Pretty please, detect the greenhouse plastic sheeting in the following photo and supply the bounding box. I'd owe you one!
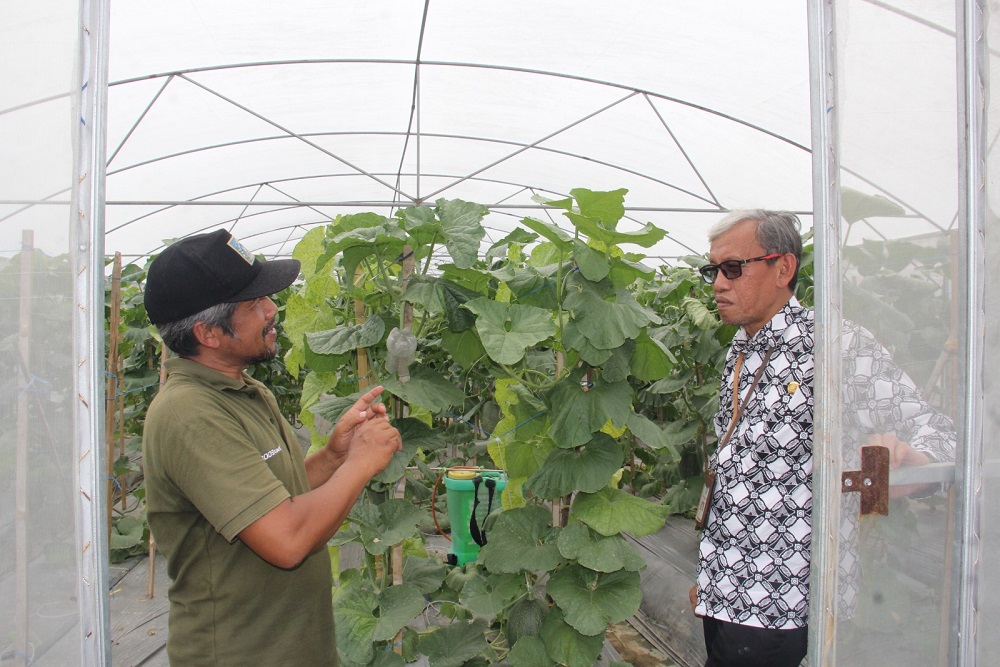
[100,0,819,264]
[2,0,998,665]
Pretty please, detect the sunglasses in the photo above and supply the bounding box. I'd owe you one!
[698,253,782,284]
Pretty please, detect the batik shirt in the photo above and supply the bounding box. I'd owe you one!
[694,298,956,629]
[695,297,814,629]
[835,320,955,615]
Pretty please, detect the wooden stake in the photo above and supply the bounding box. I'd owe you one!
[147,343,169,598]
[353,266,370,392]
[391,247,414,656]
[15,230,33,667]
[106,254,122,536]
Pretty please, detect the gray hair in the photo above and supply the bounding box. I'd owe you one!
[157,301,241,356]
[708,209,803,291]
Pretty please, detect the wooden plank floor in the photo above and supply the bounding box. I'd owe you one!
[109,552,170,667]
[107,544,633,666]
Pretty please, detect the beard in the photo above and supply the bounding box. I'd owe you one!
[243,346,278,366]
[238,318,280,366]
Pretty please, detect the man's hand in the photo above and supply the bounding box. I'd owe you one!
[867,433,933,498]
[327,386,389,461]
[689,585,702,617]
[343,415,403,479]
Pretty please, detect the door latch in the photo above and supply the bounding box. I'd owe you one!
[841,445,889,516]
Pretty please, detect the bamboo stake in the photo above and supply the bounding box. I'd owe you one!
[392,247,415,656]
[106,254,122,536]
[147,342,169,598]
[354,266,370,393]
[118,348,126,511]
[15,230,33,667]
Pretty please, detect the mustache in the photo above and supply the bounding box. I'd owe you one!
[262,318,278,338]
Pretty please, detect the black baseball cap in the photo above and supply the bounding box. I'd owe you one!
[144,230,301,325]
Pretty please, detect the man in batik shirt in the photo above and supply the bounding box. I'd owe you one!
[688,210,954,667]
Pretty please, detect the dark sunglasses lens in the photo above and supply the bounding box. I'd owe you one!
[699,266,717,283]
[718,260,744,280]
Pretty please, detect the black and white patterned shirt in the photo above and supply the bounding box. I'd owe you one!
[696,298,814,629]
[694,297,955,629]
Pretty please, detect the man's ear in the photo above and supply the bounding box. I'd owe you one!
[775,253,797,289]
[192,321,222,350]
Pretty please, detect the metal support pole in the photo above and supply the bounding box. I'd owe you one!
[806,0,844,663]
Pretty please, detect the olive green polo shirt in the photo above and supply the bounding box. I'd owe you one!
[143,357,336,666]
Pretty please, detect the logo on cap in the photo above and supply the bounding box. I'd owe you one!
[226,234,255,265]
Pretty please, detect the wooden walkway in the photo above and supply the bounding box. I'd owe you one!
[106,542,662,666]
[109,552,170,667]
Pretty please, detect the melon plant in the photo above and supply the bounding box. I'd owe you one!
[285,189,678,665]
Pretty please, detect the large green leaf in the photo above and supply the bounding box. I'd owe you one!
[647,369,694,394]
[556,522,646,573]
[110,516,145,550]
[417,619,490,667]
[372,584,427,642]
[323,215,408,280]
[545,374,633,448]
[404,277,479,332]
[573,239,611,282]
[520,216,574,250]
[539,606,605,667]
[463,298,556,365]
[607,254,657,288]
[354,499,425,555]
[564,274,660,349]
[507,636,556,666]
[841,186,906,224]
[395,202,439,243]
[495,265,559,309]
[440,329,487,371]
[491,379,548,444]
[526,433,624,499]
[629,329,675,381]
[459,572,525,619]
[683,296,719,330]
[562,319,615,366]
[625,412,680,456]
[646,418,700,451]
[306,316,385,356]
[381,366,467,413]
[566,213,667,250]
[291,225,328,279]
[283,292,340,348]
[571,488,670,537]
[570,188,628,226]
[503,434,558,480]
[487,227,540,260]
[547,564,642,636]
[438,198,489,269]
[439,264,492,294]
[372,417,441,484]
[310,392,368,426]
[334,582,379,664]
[403,554,450,595]
[478,505,562,574]
[300,370,338,414]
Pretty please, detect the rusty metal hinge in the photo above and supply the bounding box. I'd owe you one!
[841,445,889,516]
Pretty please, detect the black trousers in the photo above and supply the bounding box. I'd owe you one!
[702,616,808,667]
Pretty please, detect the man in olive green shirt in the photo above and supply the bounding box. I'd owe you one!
[142,230,402,665]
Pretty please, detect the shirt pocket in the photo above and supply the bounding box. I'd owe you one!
[750,381,809,462]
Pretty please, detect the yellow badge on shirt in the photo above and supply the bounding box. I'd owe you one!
[787,381,799,395]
